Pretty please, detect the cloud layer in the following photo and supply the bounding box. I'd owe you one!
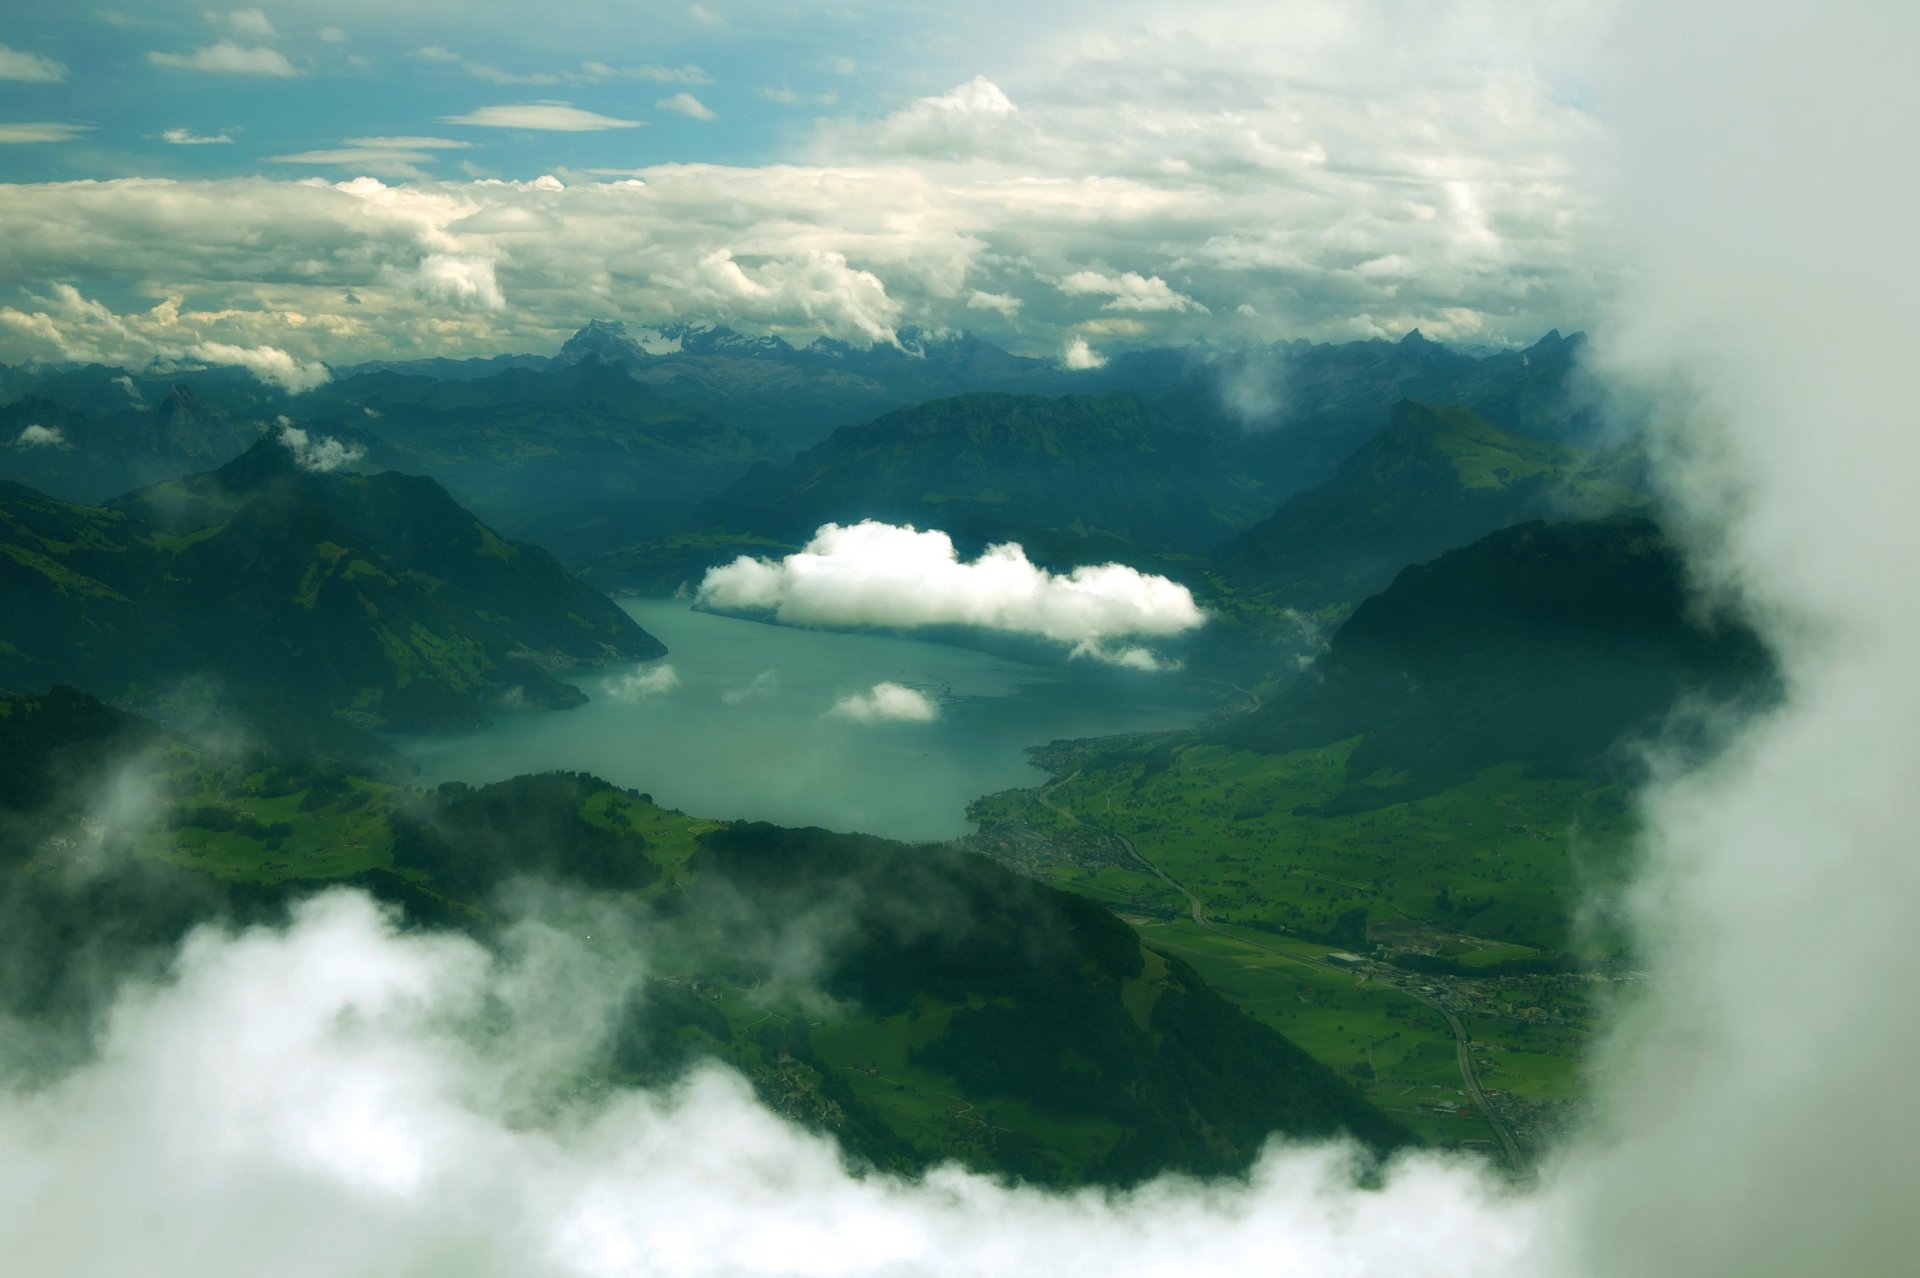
[696,521,1206,667]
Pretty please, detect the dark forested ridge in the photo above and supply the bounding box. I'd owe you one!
[0,433,661,731]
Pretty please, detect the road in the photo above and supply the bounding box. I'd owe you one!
[1036,773,1528,1173]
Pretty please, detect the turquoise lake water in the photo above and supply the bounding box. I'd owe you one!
[396,598,1209,842]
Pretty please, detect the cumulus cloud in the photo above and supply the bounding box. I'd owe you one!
[14,424,64,449]
[147,42,301,77]
[1061,334,1106,370]
[0,44,66,82]
[697,521,1205,667]
[1058,270,1207,314]
[657,92,717,121]
[604,663,681,701]
[191,343,331,393]
[276,425,363,473]
[0,891,1542,1277]
[828,681,939,722]
[440,104,643,132]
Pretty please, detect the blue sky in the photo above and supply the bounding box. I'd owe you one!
[0,2,1613,374]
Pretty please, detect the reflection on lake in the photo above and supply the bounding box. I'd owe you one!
[395,599,1209,842]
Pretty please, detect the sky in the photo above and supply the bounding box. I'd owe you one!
[0,1,1609,368]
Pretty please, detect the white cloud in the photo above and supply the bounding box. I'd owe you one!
[604,663,681,701]
[1058,270,1207,314]
[0,123,92,144]
[1061,334,1106,370]
[147,42,301,77]
[688,3,725,25]
[14,423,64,449]
[394,253,506,310]
[585,61,711,84]
[344,136,473,151]
[0,43,67,82]
[966,290,1022,317]
[657,92,717,122]
[0,891,1535,1277]
[720,670,780,706]
[192,343,331,393]
[828,681,939,722]
[439,104,644,132]
[319,26,348,44]
[161,128,234,145]
[271,148,443,180]
[217,8,277,39]
[697,520,1205,666]
[276,424,363,472]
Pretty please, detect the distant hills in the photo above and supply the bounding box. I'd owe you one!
[0,432,661,733]
[0,322,1614,570]
[695,389,1275,562]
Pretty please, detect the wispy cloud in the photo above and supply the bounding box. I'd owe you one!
[440,103,644,132]
[147,42,301,77]
[0,43,67,82]
[0,123,93,144]
[160,128,234,145]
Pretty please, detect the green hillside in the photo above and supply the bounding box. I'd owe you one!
[0,688,1409,1186]
[1211,400,1643,614]
[0,434,662,731]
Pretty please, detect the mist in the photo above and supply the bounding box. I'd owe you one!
[3,3,1915,1274]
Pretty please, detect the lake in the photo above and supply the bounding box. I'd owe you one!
[396,599,1210,842]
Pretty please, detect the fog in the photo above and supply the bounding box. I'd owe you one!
[4,3,1915,1274]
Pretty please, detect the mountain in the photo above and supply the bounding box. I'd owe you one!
[0,433,662,731]
[294,356,778,560]
[1212,400,1644,615]
[1224,516,1776,801]
[0,695,1410,1186]
[1118,329,1617,500]
[554,319,1085,443]
[694,390,1275,563]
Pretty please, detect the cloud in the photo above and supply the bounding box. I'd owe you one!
[0,891,1537,1276]
[604,663,681,701]
[657,92,717,122]
[14,424,64,449]
[276,425,362,472]
[147,42,301,77]
[190,343,331,393]
[966,290,1022,317]
[1058,270,1206,314]
[0,123,92,144]
[697,520,1205,666]
[161,128,234,145]
[586,61,711,84]
[1061,334,1105,370]
[439,104,643,132]
[344,137,473,151]
[688,3,725,25]
[0,44,66,82]
[216,8,277,39]
[720,670,780,706]
[271,148,442,180]
[828,681,939,722]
